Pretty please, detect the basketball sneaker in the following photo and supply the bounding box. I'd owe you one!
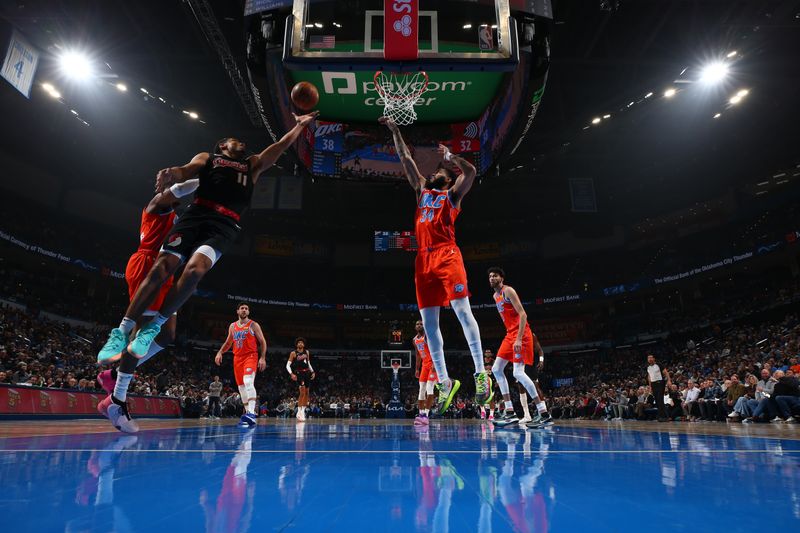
[519,415,533,426]
[474,372,490,405]
[238,413,257,428]
[127,322,161,358]
[492,409,519,428]
[106,396,139,434]
[526,413,554,429]
[97,328,129,364]
[488,413,495,421]
[480,407,486,420]
[414,414,430,426]
[435,379,461,415]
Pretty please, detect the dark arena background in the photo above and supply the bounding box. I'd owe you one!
[0,1,799,531]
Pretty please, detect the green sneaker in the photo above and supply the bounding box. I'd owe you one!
[97,328,129,364]
[436,379,461,415]
[474,372,490,405]
[127,322,161,358]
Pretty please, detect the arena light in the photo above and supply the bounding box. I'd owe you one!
[333,22,342,28]
[183,110,199,119]
[58,51,94,81]
[591,117,601,124]
[713,113,721,118]
[726,50,737,58]
[313,22,323,28]
[736,89,749,97]
[463,24,472,29]
[644,92,653,98]
[140,87,149,94]
[41,82,55,92]
[699,61,728,84]
[603,114,611,119]
[115,82,127,92]
[663,88,676,98]
[729,94,742,105]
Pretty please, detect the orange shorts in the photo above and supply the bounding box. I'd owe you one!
[414,245,470,309]
[233,353,258,386]
[419,358,438,383]
[497,330,534,366]
[125,251,173,314]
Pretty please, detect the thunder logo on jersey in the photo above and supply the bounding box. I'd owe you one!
[418,191,447,223]
[233,329,250,349]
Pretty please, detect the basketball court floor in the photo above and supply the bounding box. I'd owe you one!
[1,419,798,531]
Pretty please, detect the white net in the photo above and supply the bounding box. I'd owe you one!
[373,71,429,126]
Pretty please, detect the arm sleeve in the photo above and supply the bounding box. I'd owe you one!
[169,178,200,198]
[308,361,315,372]
[286,360,293,374]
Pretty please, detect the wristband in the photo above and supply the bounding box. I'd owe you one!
[443,150,452,162]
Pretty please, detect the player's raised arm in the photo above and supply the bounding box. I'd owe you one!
[440,144,477,206]
[214,324,234,366]
[379,116,426,193]
[250,111,318,178]
[145,178,200,215]
[155,153,209,192]
[252,321,268,371]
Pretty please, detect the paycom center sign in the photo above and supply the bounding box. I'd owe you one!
[289,71,503,123]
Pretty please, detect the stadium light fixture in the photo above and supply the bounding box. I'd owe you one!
[736,89,749,97]
[116,82,127,92]
[183,110,199,119]
[664,88,676,98]
[713,113,721,119]
[140,87,149,94]
[729,95,742,105]
[591,117,601,124]
[463,24,472,29]
[313,22,323,28]
[333,22,342,28]
[644,92,653,98]
[726,50,737,58]
[58,51,94,81]
[603,114,611,119]
[41,82,54,92]
[699,61,729,84]
[47,88,61,98]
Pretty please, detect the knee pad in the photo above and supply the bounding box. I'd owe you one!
[418,381,428,401]
[426,380,436,396]
[242,374,257,400]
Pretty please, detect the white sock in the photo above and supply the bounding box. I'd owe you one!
[152,313,169,327]
[113,372,134,402]
[420,307,449,383]
[536,401,547,414]
[119,317,136,335]
[247,399,256,415]
[421,409,428,416]
[480,406,486,415]
[504,400,514,411]
[137,341,164,366]
[450,297,484,373]
[489,408,495,416]
[521,393,531,418]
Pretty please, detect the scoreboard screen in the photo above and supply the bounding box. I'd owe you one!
[374,231,418,252]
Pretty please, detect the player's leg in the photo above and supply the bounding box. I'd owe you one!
[514,362,552,428]
[491,353,519,427]
[420,305,461,414]
[97,253,181,363]
[128,248,217,359]
[415,381,429,425]
[518,382,532,424]
[237,362,258,427]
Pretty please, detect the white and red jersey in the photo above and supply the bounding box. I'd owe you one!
[136,209,175,255]
[231,319,258,358]
[494,287,532,338]
[413,334,432,362]
[415,189,460,250]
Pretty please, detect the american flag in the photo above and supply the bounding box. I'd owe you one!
[309,35,336,49]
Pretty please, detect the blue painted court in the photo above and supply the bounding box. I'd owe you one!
[1,420,799,532]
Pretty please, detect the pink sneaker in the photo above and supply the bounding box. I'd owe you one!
[414,415,429,426]
[488,414,495,421]
[97,394,113,418]
[480,410,486,420]
[97,370,116,394]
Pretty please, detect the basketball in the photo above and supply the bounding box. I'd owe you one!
[291,81,319,111]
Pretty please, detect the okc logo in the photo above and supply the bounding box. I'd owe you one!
[393,15,412,37]
[455,284,465,293]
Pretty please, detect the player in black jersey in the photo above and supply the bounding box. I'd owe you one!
[286,338,315,421]
[95,111,317,433]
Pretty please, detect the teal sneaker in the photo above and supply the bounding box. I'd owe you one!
[436,379,461,415]
[127,322,161,358]
[474,372,490,405]
[97,328,129,364]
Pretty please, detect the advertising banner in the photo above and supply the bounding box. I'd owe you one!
[0,385,180,417]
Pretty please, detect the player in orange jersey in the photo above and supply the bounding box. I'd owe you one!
[215,303,268,427]
[413,319,438,426]
[96,178,199,431]
[380,116,490,415]
[487,267,552,429]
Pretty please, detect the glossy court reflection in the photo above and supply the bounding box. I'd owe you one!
[1,420,799,532]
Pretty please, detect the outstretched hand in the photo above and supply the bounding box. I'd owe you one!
[293,111,319,128]
[378,116,399,132]
[155,168,176,193]
[437,144,452,161]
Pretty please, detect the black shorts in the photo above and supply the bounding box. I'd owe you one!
[160,205,240,262]
[296,370,313,387]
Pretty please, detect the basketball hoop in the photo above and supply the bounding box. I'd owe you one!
[374,71,429,126]
[391,360,401,376]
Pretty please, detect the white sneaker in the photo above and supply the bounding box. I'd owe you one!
[519,416,533,425]
[785,417,798,424]
[727,412,740,419]
[771,417,784,423]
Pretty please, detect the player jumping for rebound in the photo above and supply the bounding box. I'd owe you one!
[487,267,552,428]
[215,303,267,428]
[286,338,315,421]
[95,111,317,433]
[413,319,438,426]
[96,177,199,423]
[380,116,490,414]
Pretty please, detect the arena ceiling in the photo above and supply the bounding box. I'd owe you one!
[0,0,798,236]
